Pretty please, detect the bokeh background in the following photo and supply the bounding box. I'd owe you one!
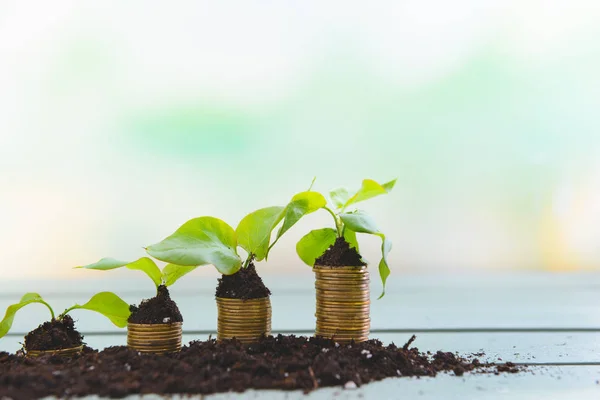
[2,0,600,283]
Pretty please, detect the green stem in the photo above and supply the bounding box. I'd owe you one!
[324,206,343,237]
[41,301,56,321]
[58,305,78,320]
[243,254,254,269]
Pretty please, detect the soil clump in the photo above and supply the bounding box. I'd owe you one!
[216,262,271,300]
[22,315,83,352]
[128,285,183,324]
[315,237,366,267]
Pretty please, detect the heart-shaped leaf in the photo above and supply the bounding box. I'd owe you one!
[340,211,392,298]
[266,191,327,258]
[296,228,338,266]
[0,293,54,338]
[147,216,241,275]
[343,178,396,209]
[340,210,380,234]
[162,264,198,287]
[330,187,351,209]
[67,292,131,328]
[77,257,163,288]
[236,206,285,262]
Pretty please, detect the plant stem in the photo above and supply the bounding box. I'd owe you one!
[324,206,343,237]
[243,254,254,269]
[40,300,56,321]
[58,305,78,320]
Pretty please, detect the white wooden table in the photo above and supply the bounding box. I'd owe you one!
[2,271,600,399]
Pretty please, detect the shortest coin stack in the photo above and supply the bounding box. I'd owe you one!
[127,322,182,354]
[314,265,370,343]
[216,297,272,344]
[26,345,84,357]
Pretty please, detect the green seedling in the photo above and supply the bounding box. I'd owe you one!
[76,256,200,291]
[145,187,327,275]
[0,292,131,339]
[295,178,396,298]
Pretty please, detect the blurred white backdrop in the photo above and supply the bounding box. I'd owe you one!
[1,0,600,279]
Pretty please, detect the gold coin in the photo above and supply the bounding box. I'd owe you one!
[128,323,182,331]
[26,345,83,357]
[316,306,369,312]
[314,265,368,271]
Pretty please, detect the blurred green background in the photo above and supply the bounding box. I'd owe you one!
[1,0,600,279]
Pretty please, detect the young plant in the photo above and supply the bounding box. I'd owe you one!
[76,257,202,291]
[0,292,131,339]
[295,178,396,298]
[145,187,327,276]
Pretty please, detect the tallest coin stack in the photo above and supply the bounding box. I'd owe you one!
[313,265,370,343]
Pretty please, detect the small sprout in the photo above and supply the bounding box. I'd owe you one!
[0,292,130,339]
[295,178,396,298]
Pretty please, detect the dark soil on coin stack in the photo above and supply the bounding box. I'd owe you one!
[216,262,271,300]
[128,285,183,324]
[315,237,367,267]
[0,335,522,399]
[23,315,83,352]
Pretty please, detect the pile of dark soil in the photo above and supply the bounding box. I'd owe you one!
[0,335,521,399]
[315,237,366,267]
[23,315,83,351]
[216,262,271,300]
[128,285,183,324]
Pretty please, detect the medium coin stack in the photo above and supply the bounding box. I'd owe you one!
[127,322,182,354]
[26,345,83,357]
[216,297,272,344]
[314,265,370,343]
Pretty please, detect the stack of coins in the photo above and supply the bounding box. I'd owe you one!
[314,265,370,343]
[26,345,83,357]
[127,322,182,354]
[216,297,271,344]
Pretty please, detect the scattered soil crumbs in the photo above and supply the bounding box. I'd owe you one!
[315,237,366,267]
[216,262,271,300]
[23,315,83,352]
[128,285,183,324]
[0,335,522,399]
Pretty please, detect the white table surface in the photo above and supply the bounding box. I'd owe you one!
[1,271,599,399]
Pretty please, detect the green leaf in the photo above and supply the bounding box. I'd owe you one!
[77,257,163,287]
[340,211,392,298]
[236,206,285,262]
[377,236,392,299]
[268,191,327,258]
[125,258,163,287]
[0,293,54,338]
[296,228,337,266]
[162,264,198,287]
[68,292,131,328]
[343,227,359,252]
[343,178,396,209]
[76,257,131,270]
[147,216,241,275]
[340,210,380,234]
[330,187,351,209]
